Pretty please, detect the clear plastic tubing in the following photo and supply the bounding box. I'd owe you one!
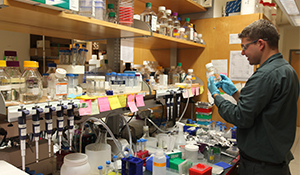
[79,116,133,158]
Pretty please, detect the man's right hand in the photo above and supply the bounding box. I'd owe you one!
[216,74,238,96]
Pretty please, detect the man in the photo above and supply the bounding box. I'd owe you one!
[207,19,299,175]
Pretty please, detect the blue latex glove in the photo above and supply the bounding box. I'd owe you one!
[216,74,238,96]
[207,76,220,96]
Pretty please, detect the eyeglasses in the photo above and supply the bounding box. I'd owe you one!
[242,39,258,51]
[241,38,269,51]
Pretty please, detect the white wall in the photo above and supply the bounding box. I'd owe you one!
[278,25,300,62]
[0,30,30,72]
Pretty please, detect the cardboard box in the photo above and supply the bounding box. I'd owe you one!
[36,40,50,48]
[50,47,69,56]
[30,48,51,57]
[226,0,241,16]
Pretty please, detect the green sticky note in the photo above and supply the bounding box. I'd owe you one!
[91,99,100,115]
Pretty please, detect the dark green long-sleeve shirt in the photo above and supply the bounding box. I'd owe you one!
[214,53,299,164]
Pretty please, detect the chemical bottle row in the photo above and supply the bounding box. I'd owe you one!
[58,44,88,65]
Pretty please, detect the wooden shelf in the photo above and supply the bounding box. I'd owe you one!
[134,0,206,15]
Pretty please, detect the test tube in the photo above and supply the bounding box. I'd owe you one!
[212,120,215,130]
[105,160,111,175]
[141,139,145,152]
[136,139,141,152]
[113,155,118,174]
[111,72,117,81]
[98,165,103,175]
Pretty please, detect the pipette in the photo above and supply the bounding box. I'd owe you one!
[113,155,118,174]
[105,160,111,175]
[31,104,43,163]
[165,95,170,123]
[44,100,56,157]
[56,99,67,154]
[18,104,29,171]
[169,92,174,123]
[67,100,78,151]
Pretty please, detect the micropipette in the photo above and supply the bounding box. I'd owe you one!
[32,104,43,163]
[56,99,67,154]
[165,95,170,123]
[18,104,29,171]
[44,100,56,157]
[67,100,78,151]
[169,92,174,122]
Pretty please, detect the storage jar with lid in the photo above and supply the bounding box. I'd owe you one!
[6,61,23,102]
[60,153,90,175]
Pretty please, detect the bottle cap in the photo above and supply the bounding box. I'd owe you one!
[66,73,75,77]
[24,61,38,68]
[188,69,193,73]
[171,12,178,16]
[98,165,103,170]
[4,51,17,57]
[111,72,117,75]
[158,6,166,11]
[198,33,202,38]
[43,73,49,76]
[177,62,182,66]
[205,63,213,69]
[55,68,67,78]
[156,149,164,156]
[6,61,19,67]
[106,160,111,164]
[185,144,198,152]
[108,3,114,9]
[113,155,117,159]
[106,72,111,76]
[48,63,57,67]
[185,18,190,22]
[146,2,152,7]
[179,27,185,32]
[0,60,7,67]
[165,9,172,15]
[109,12,115,17]
[137,139,140,143]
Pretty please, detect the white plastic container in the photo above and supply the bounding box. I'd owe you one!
[60,153,90,175]
[241,0,256,15]
[85,143,111,175]
[185,145,198,161]
[153,149,166,175]
[89,55,100,71]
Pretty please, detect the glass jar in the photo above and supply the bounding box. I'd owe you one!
[4,51,17,61]
[0,60,11,102]
[20,61,42,103]
[48,68,68,100]
[128,74,135,87]
[95,76,105,94]
[6,61,23,102]
[110,72,117,81]
[86,76,95,96]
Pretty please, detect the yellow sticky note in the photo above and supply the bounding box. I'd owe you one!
[108,96,122,110]
[200,86,204,94]
[188,89,194,97]
[118,94,127,107]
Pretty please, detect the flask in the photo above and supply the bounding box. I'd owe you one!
[205,63,221,83]
[182,18,194,41]
[140,2,157,32]
[171,12,181,38]
[0,60,11,101]
[119,0,134,27]
[48,68,68,100]
[165,9,173,37]
[108,12,118,23]
[20,61,42,103]
[153,149,166,175]
[157,6,168,35]
[176,63,186,83]
[6,61,23,102]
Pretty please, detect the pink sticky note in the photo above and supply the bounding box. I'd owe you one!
[127,94,135,107]
[128,101,138,113]
[183,89,189,98]
[191,87,196,95]
[97,97,111,112]
[79,100,92,116]
[136,94,145,107]
[196,87,200,95]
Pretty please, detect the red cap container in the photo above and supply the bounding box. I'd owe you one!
[189,163,212,175]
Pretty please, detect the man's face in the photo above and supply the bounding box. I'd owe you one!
[241,38,261,65]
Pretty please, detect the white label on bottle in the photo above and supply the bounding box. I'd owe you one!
[35,126,40,133]
[151,16,157,31]
[48,123,53,130]
[44,108,49,113]
[56,83,67,96]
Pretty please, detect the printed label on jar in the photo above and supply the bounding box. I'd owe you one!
[56,83,67,96]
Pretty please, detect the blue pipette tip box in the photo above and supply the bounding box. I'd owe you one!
[214,161,232,169]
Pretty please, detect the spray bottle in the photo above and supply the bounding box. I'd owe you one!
[175,121,186,150]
